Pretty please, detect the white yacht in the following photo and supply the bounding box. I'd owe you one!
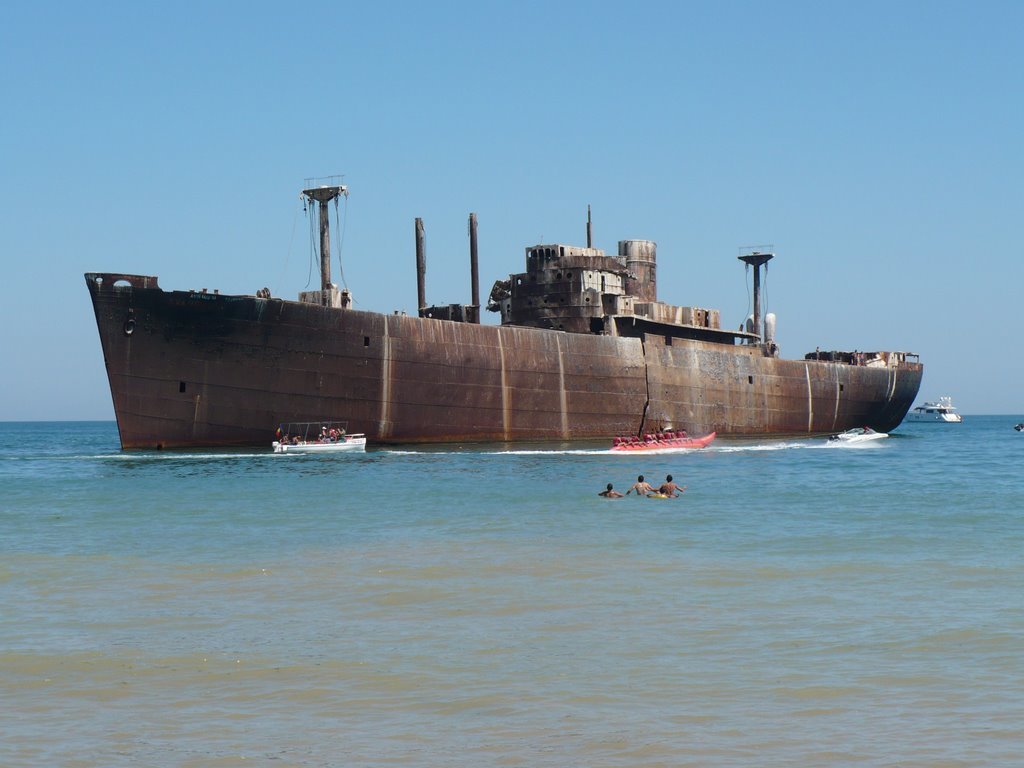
[905,396,963,423]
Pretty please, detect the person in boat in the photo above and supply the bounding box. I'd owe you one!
[598,483,624,498]
[626,475,656,496]
[655,474,686,498]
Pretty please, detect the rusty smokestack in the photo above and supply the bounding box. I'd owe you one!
[586,205,592,248]
[469,212,480,322]
[620,240,658,302]
[415,217,427,315]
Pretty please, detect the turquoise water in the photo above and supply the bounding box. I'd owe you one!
[2,419,1022,766]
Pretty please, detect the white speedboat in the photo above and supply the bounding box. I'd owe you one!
[905,396,963,423]
[828,427,889,444]
[272,421,367,453]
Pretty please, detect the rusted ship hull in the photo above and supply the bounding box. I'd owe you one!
[86,274,922,449]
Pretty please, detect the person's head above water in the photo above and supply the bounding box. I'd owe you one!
[606,483,614,491]
[637,475,644,482]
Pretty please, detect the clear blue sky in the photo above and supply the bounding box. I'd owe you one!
[2,1,1022,420]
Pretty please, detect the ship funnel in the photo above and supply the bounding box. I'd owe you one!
[620,240,657,302]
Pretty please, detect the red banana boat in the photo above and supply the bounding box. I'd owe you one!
[611,431,716,451]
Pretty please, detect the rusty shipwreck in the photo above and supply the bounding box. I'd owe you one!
[86,183,922,449]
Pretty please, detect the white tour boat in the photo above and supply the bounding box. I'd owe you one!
[828,427,889,444]
[905,396,963,423]
[272,421,367,453]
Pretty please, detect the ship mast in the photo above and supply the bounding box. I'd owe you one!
[302,183,348,293]
[738,251,773,340]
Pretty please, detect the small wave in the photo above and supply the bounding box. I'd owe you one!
[383,446,749,457]
[380,441,822,457]
[97,452,274,461]
[712,442,811,453]
[824,440,890,450]
[605,447,719,456]
[380,448,609,456]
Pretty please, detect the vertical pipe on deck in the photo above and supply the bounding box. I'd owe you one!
[415,218,426,316]
[318,199,332,292]
[469,212,480,323]
[752,265,762,339]
[738,252,773,342]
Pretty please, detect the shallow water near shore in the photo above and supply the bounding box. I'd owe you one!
[2,417,1023,766]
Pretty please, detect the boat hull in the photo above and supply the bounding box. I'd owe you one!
[906,413,962,423]
[272,436,366,453]
[86,274,923,449]
[611,432,717,451]
[828,429,888,444]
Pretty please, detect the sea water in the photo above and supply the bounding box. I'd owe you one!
[2,418,1022,767]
